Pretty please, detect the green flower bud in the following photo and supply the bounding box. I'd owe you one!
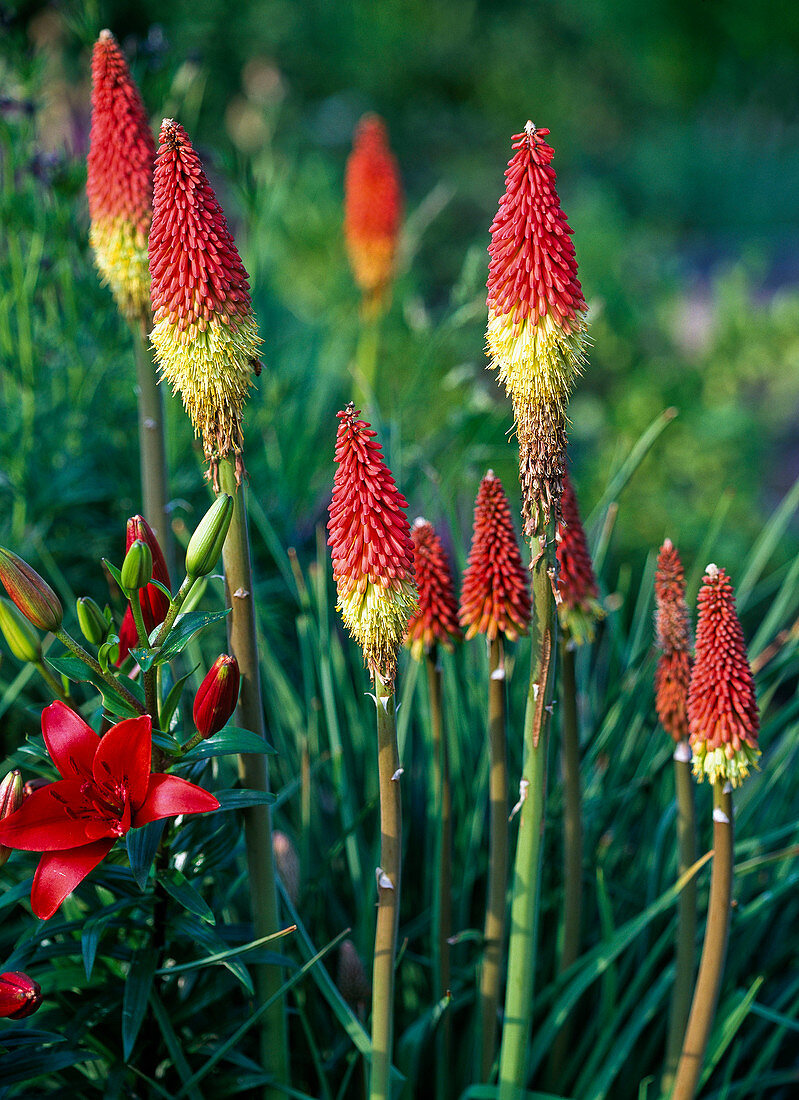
[185,495,234,578]
[76,597,108,645]
[120,539,153,595]
[0,548,63,633]
[0,597,42,663]
[0,769,24,869]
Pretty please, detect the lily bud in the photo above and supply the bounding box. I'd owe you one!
[0,770,24,869]
[0,548,63,632]
[76,597,108,645]
[23,776,49,800]
[0,597,42,663]
[120,539,153,595]
[193,655,240,739]
[185,495,234,579]
[0,971,43,1019]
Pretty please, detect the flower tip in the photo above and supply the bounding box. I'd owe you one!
[706,562,719,577]
[662,537,673,551]
[98,27,113,40]
[413,516,428,529]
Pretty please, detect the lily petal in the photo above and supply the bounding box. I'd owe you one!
[0,780,108,851]
[31,839,116,919]
[92,715,152,811]
[133,774,219,826]
[41,701,99,780]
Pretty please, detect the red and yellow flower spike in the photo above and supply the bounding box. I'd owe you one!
[487,123,588,534]
[87,30,156,322]
[688,564,760,786]
[556,470,603,644]
[459,471,531,642]
[344,114,403,315]
[149,119,262,487]
[654,539,693,742]
[406,518,462,661]
[327,404,418,684]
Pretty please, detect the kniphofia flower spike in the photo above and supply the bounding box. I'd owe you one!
[487,124,588,534]
[0,702,219,919]
[406,519,462,661]
[556,470,603,645]
[87,30,156,322]
[149,119,262,487]
[459,471,531,642]
[654,539,693,742]
[688,565,760,786]
[327,404,418,684]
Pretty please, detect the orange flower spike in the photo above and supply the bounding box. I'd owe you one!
[149,119,262,486]
[459,471,531,642]
[654,539,693,743]
[87,30,156,322]
[344,114,403,314]
[556,470,603,645]
[327,404,418,684]
[406,519,462,661]
[688,565,760,787]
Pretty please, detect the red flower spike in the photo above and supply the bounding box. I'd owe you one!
[87,30,156,321]
[344,114,403,314]
[459,471,531,642]
[688,565,760,786]
[556,470,603,645]
[115,515,171,665]
[0,972,42,1019]
[0,701,219,919]
[149,119,261,486]
[193,655,240,739]
[327,404,418,684]
[405,519,462,661]
[654,539,693,743]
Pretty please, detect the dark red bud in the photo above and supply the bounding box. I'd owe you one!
[193,655,240,739]
[0,971,43,1019]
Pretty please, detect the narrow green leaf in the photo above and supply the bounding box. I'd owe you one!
[149,579,172,600]
[180,727,276,762]
[160,664,200,732]
[160,868,215,924]
[102,558,125,590]
[700,977,765,1087]
[127,820,166,890]
[155,610,231,664]
[122,945,158,1061]
[154,927,295,976]
[215,789,276,810]
[129,646,156,672]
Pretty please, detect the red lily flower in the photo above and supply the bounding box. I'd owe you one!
[0,702,219,919]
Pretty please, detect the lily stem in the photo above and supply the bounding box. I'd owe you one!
[55,627,146,715]
[34,659,70,702]
[129,590,158,722]
[153,574,196,648]
[132,318,174,578]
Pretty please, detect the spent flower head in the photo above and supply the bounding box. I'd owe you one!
[405,519,462,661]
[654,539,693,742]
[556,470,603,644]
[459,471,531,642]
[327,404,417,684]
[688,564,760,786]
[87,30,156,321]
[149,119,262,487]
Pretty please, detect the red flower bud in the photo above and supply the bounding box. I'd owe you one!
[0,971,42,1019]
[193,655,240,739]
[406,519,462,660]
[23,777,49,800]
[556,470,603,645]
[654,539,693,743]
[0,548,63,632]
[0,770,23,869]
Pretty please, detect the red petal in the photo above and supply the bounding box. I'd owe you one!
[133,774,219,826]
[0,781,101,851]
[31,840,115,919]
[41,701,99,780]
[93,716,152,811]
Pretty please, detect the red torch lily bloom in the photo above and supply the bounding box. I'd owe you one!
[556,470,603,645]
[0,702,219,919]
[654,539,693,743]
[0,972,42,1019]
[116,514,171,665]
[405,518,462,661]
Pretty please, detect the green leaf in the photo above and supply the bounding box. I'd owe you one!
[215,789,276,811]
[160,664,200,732]
[180,727,276,762]
[152,729,182,756]
[127,820,166,890]
[44,652,145,718]
[98,636,118,673]
[45,654,94,682]
[103,558,125,591]
[129,646,156,672]
[149,579,172,600]
[160,868,215,924]
[122,945,158,1061]
[154,610,231,665]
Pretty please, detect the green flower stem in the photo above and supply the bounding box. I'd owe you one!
[426,647,452,1098]
[662,742,698,1095]
[671,782,733,1100]
[34,659,70,702]
[354,310,381,406]
[217,455,288,1095]
[152,574,196,648]
[497,526,558,1100]
[548,640,583,1083]
[132,319,174,577]
[54,627,146,715]
[181,730,204,755]
[129,590,158,721]
[371,671,402,1100]
[479,635,509,1081]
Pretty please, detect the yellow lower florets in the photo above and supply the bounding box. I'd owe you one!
[90,217,151,322]
[691,741,761,788]
[338,578,418,684]
[486,308,588,416]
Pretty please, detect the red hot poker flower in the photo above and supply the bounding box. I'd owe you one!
[654,539,693,742]
[87,30,156,321]
[0,702,219,919]
[556,470,603,645]
[344,114,403,314]
[0,972,42,1019]
[116,515,171,664]
[688,565,760,786]
[459,471,531,642]
[405,519,462,661]
[327,404,418,683]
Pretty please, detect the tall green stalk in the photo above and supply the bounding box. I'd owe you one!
[353,311,381,406]
[371,671,402,1100]
[218,456,289,1095]
[132,319,174,575]
[671,782,733,1100]
[497,526,558,1099]
[479,636,508,1081]
[426,647,452,1098]
[662,741,698,1094]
